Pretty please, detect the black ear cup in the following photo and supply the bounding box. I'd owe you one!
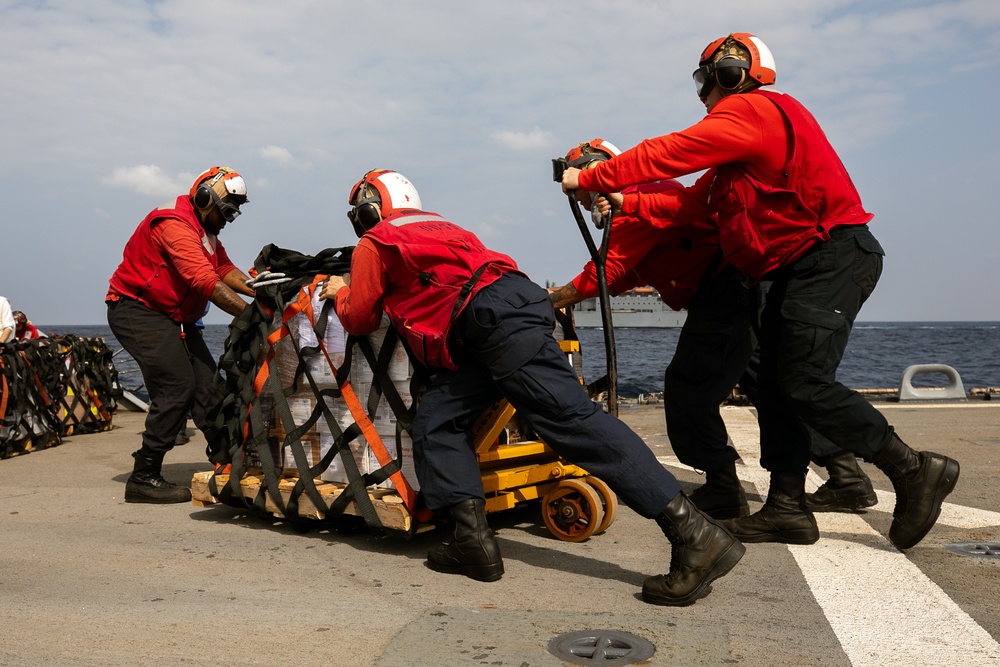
[715,58,747,90]
[348,178,382,236]
[194,184,213,209]
[355,202,381,230]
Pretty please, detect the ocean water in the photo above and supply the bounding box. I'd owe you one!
[45,321,1000,399]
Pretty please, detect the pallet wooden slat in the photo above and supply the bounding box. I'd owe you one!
[190,471,413,531]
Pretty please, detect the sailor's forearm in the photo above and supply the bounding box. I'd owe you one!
[549,283,583,310]
[209,281,249,317]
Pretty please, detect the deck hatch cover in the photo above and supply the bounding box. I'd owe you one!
[945,542,1000,558]
[547,629,655,665]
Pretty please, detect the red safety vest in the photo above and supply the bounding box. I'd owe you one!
[625,180,721,311]
[108,195,222,323]
[15,323,40,340]
[364,211,522,370]
[710,89,873,281]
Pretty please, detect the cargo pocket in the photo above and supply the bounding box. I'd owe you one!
[719,206,769,279]
[401,322,450,370]
[779,300,848,377]
[852,232,884,300]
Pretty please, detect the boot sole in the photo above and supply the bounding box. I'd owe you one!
[124,492,192,504]
[641,539,747,607]
[426,560,504,582]
[805,493,878,513]
[890,457,960,550]
[731,527,819,545]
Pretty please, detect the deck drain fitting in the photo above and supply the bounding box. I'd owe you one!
[945,542,1000,558]
[547,629,656,665]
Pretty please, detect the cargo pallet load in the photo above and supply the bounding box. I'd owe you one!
[191,245,617,542]
[1,335,118,459]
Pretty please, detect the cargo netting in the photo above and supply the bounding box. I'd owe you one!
[203,244,433,534]
[0,334,119,458]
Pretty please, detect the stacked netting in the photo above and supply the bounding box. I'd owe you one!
[0,335,118,458]
[202,245,431,534]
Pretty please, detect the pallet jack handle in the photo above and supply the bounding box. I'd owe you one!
[553,158,619,417]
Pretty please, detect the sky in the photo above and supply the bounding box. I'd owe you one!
[2,0,998,325]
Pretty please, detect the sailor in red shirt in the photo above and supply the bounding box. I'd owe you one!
[549,139,755,520]
[12,311,42,340]
[561,34,958,551]
[321,169,745,606]
[106,166,257,504]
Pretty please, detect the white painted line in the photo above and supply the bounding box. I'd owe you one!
[655,455,1000,529]
[788,515,1000,666]
[865,490,1000,529]
[660,406,1000,666]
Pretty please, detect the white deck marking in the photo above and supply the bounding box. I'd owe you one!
[658,407,1000,666]
[655,454,1000,529]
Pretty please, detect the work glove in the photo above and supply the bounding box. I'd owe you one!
[245,271,292,289]
[591,194,614,229]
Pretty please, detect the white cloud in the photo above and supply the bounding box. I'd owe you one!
[2,1,1000,324]
[492,127,553,151]
[260,145,295,166]
[101,165,187,198]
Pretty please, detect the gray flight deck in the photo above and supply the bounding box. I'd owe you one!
[1,401,997,666]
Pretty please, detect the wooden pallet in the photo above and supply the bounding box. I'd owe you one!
[190,471,416,531]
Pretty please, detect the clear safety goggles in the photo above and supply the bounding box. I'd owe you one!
[207,186,243,222]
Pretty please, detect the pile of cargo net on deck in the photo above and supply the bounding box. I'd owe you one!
[200,245,434,533]
[0,335,119,458]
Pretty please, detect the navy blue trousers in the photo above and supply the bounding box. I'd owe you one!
[411,274,680,517]
[107,298,216,458]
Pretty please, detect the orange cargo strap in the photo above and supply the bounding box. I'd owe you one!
[254,276,420,515]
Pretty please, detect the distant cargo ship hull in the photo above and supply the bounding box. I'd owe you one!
[571,289,686,328]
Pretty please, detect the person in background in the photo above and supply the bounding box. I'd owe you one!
[560,33,958,550]
[13,310,43,340]
[548,138,757,520]
[106,166,256,504]
[320,168,745,606]
[0,296,14,343]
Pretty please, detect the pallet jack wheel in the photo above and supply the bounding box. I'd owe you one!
[541,478,605,542]
[584,476,618,535]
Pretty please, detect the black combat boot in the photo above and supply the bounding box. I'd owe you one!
[642,492,746,606]
[124,450,192,504]
[720,471,819,544]
[689,461,749,520]
[805,451,878,512]
[871,434,960,550]
[427,498,504,582]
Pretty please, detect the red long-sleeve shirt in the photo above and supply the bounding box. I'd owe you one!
[155,220,239,298]
[106,219,238,303]
[578,93,790,225]
[333,238,386,335]
[568,180,721,310]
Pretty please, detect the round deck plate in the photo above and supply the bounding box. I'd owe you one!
[945,542,1000,558]
[547,629,655,665]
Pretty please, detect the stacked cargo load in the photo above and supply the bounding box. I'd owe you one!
[197,244,430,534]
[195,243,619,542]
[0,334,118,458]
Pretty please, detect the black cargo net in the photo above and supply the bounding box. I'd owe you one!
[202,244,432,535]
[0,334,118,459]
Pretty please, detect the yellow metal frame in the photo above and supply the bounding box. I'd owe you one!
[471,339,591,516]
